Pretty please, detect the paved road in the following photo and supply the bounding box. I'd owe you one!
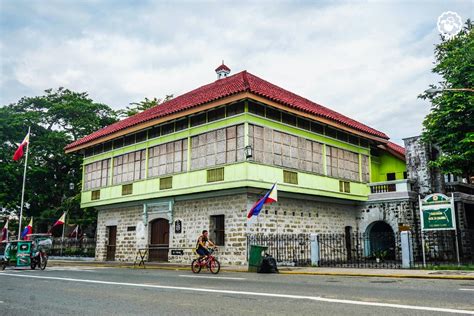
[0,266,473,315]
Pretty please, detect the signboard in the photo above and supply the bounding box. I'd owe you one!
[171,250,184,256]
[174,220,182,234]
[419,193,456,231]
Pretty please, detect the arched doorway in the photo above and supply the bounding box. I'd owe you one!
[149,218,169,261]
[365,221,396,260]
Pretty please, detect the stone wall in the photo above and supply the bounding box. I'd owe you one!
[403,136,445,196]
[95,192,360,265]
[245,194,357,235]
[357,199,419,234]
[96,205,143,262]
[170,194,248,265]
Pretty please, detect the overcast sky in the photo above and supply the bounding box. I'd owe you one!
[1,1,472,145]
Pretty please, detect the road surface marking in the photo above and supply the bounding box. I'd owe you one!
[459,288,474,291]
[179,275,246,280]
[1,273,473,315]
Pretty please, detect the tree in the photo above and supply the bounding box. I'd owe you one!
[420,20,474,181]
[117,95,173,118]
[0,88,118,234]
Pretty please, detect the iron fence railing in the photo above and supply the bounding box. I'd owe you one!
[318,232,402,269]
[412,229,474,267]
[49,238,96,257]
[247,234,311,266]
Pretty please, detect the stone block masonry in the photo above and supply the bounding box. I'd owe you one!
[95,205,143,262]
[95,191,360,265]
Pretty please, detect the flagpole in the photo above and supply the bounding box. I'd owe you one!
[60,211,67,256]
[17,126,30,240]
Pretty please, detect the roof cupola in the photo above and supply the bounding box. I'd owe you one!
[215,61,231,79]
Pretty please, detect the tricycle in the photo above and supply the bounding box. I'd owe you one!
[1,234,51,270]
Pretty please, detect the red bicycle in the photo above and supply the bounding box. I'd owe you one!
[191,247,220,274]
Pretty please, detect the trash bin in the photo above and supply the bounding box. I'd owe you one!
[248,245,268,272]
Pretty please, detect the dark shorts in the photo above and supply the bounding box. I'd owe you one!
[196,247,210,256]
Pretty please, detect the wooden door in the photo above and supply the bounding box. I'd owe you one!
[106,226,117,261]
[149,219,169,261]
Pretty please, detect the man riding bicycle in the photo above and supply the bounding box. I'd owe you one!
[195,230,216,260]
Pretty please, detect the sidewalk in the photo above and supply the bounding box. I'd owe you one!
[49,259,474,280]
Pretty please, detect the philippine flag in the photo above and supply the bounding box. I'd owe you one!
[21,218,33,240]
[52,212,66,228]
[247,183,278,218]
[13,132,30,161]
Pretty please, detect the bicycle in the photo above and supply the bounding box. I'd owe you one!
[191,247,220,274]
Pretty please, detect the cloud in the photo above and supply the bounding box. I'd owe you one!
[0,1,471,145]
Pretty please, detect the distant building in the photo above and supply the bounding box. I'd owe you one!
[66,65,427,264]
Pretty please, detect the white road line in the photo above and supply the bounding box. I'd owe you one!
[0,273,473,314]
[178,275,246,280]
[459,288,474,291]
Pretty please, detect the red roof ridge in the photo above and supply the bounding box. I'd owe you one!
[385,141,406,158]
[65,70,389,151]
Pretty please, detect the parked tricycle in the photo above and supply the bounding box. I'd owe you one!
[1,234,51,270]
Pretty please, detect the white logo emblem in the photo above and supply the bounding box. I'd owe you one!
[437,11,463,40]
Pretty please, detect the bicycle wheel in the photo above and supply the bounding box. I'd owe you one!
[191,259,201,273]
[209,258,220,274]
[40,253,48,270]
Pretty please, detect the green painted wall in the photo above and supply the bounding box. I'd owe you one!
[77,101,402,208]
[81,162,369,208]
[371,151,406,182]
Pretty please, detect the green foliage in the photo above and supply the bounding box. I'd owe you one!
[117,95,173,118]
[371,250,388,260]
[420,21,474,179]
[0,88,118,234]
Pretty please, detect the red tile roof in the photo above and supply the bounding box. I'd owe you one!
[65,71,389,151]
[386,141,406,159]
[215,64,231,72]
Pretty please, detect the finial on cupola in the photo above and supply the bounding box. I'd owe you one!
[215,61,231,79]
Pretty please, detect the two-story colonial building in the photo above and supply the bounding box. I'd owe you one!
[65,65,409,264]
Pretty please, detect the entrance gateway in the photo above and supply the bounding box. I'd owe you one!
[149,219,169,261]
[144,200,173,262]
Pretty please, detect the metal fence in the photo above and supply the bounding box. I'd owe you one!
[318,232,402,269]
[49,238,96,257]
[412,229,474,267]
[248,230,474,269]
[247,234,311,266]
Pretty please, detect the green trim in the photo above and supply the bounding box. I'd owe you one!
[81,162,369,208]
[83,114,247,164]
[186,136,191,172]
[84,113,369,165]
[322,144,327,176]
[109,157,114,186]
[144,145,149,178]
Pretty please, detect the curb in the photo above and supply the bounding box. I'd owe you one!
[48,261,474,280]
[277,271,474,280]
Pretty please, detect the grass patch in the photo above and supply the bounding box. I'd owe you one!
[424,264,474,270]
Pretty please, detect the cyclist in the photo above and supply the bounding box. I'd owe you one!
[195,230,216,261]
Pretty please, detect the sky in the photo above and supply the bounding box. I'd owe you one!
[0,1,472,145]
